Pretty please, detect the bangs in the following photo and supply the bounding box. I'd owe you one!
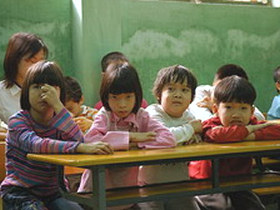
[109,79,136,95]
[32,67,62,86]
[164,66,194,87]
[219,89,255,105]
[108,67,138,94]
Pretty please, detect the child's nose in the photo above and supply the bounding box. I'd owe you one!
[173,90,182,98]
[118,99,127,107]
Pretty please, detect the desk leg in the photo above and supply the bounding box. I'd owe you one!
[211,159,219,188]
[92,166,106,210]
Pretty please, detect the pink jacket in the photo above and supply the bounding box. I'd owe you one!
[78,107,175,192]
[85,107,176,150]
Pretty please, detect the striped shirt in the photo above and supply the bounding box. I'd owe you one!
[0,108,83,198]
[79,105,98,121]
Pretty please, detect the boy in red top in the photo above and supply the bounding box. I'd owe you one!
[189,75,280,210]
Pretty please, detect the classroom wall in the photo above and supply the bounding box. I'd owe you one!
[76,0,280,112]
[0,0,279,113]
[0,0,73,76]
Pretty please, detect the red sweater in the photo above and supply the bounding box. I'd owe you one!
[189,116,280,179]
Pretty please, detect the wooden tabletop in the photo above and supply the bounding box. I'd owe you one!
[27,140,280,167]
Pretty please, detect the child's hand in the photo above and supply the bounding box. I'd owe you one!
[197,96,213,110]
[129,132,156,142]
[40,84,64,113]
[246,122,277,133]
[77,142,114,154]
[189,119,202,133]
[73,116,93,133]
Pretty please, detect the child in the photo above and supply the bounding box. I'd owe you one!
[64,76,98,133]
[78,62,175,194]
[94,51,148,110]
[138,65,202,210]
[189,75,280,210]
[189,64,265,121]
[267,66,280,120]
[0,60,113,210]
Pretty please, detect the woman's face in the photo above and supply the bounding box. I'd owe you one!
[16,49,46,86]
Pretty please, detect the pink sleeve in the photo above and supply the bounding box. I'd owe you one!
[204,125,249,143]
[93,101,103,110]
[137,110,176,149]
[85,113,130,150]
[141,99,149,109]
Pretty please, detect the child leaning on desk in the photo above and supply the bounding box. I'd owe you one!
[64,76,98,133]
[189,75,280,210]
[138,65,202,210]
[0,60,113,210]
[78,62,175,194]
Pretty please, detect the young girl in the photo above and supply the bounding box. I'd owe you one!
[0,60,113,210]
[78,62,176,193]
[138,65,201,210]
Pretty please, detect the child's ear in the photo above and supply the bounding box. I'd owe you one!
[276,82,280,92]
[79,95,85,105]
[212,103,218,115]
[251,105,255,116]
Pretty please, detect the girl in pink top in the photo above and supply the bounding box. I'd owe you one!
[78,62,175,193]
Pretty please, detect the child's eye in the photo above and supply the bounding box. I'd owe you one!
[241,107,248,110]
[168,87,174,91]
[182,88,190,93]
[109,95,118,100]
[225,106,232,109]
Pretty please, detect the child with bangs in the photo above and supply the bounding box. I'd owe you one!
[189,75,280,210]
[138,65,201,210]
[78,62,175,209]
[94,51,148,110]
[0,60,113,210]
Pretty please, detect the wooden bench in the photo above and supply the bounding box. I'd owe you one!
[253,157,280,208]
[63,173,280,208]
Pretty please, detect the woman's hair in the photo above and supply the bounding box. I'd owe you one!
[64,76,83,102]
[100,62,142,113]
[214,75,256,105]
[153,65,197,103]
[3,32,48,88]
[20,60,65,110]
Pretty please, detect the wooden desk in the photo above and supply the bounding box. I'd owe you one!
[28,140,280,209]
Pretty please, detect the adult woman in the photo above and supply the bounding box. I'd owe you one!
[0,32,48,123]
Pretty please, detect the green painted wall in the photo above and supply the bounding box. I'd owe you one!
[1,0,280,113]
[77,0,280,113]
[0,0,73,76]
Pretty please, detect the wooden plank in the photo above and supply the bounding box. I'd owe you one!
[69,174,280,202]
[253,157,280,167]
[64,166,85,175]
[253,186,280,195]
[27,140,280,167]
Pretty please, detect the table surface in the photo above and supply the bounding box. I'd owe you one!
[27,140,280,167]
